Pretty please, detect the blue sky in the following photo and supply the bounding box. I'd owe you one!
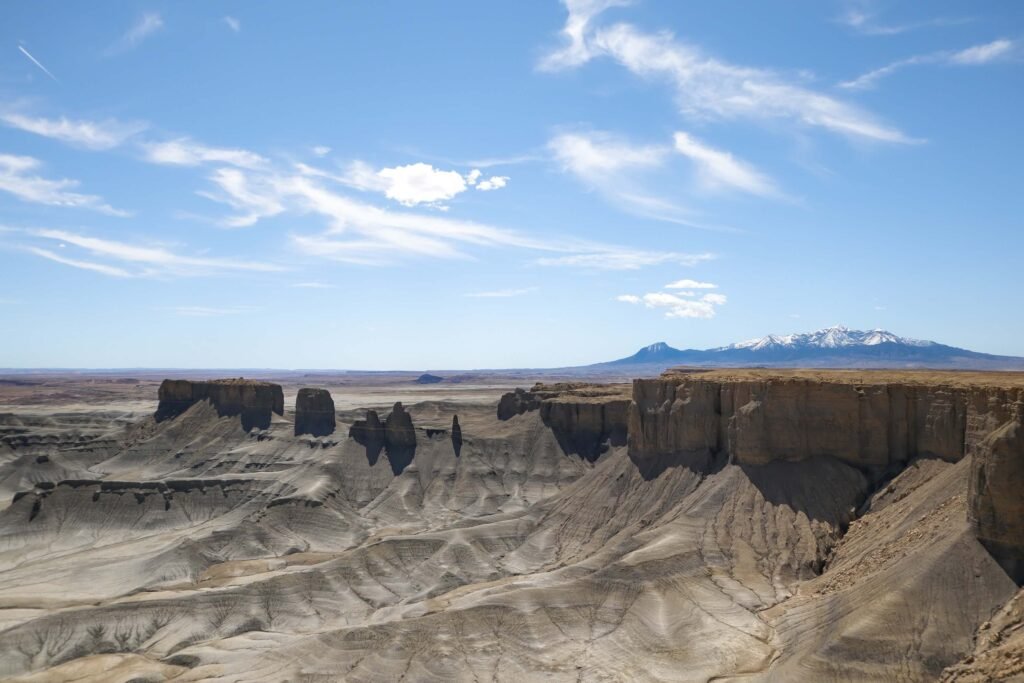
[1,1,1022,369]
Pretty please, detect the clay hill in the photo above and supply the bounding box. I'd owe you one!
[0,369,1021,682]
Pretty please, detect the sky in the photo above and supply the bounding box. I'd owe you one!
[0,0,1022,369]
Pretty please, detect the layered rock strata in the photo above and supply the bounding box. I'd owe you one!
[155,379,284,431]
[294,388,336,437]
[629,369,1024,580]
[498,383,631,460]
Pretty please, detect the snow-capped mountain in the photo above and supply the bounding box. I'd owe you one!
[717,326,934,352]
[603,326,1024,370]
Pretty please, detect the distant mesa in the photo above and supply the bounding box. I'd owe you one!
[597,326,1024,371]
[415,373,444,384]
[155,378,284,431]
[294,387,335,437]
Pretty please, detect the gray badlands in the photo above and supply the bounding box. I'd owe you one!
[0,369,1022,682]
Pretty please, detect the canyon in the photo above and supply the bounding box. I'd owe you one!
[0,369,1020,681]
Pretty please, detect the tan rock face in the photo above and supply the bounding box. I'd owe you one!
[630,372,1024,580]
[968,392,1024,581]
[156,379,284,431]
[497,383,631,461]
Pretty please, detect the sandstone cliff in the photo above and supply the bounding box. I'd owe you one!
[294,388,336,437]
[629,369,1024,580]
[498,383,631,460]
[155,379,284,431]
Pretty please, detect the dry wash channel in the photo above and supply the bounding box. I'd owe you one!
[0,370,1021,682]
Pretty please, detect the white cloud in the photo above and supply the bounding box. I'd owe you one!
[0,154,129,216]
[542,2,913,143]
[18,227,283,278]
[950,39,1013,65]
[549,131,666,177]
[106,13,164,55]
[537,250,714,270]
[548,131,720,227]
[1,112,146,150]
[837,8,972,37]
[540,0,633,71]
[665,278,716,289]
[199,167,285,227]
[673,132,777,197]
[195,152,702,268]
[26,247,132,277]
[617,290,727,319]
[223,16,241,33]
[299,160,507,207]
[312,145,331,157]
[17,45,57,81]
[378,163,468,206]
[465,287,536,298]
[840,39,1014,90]
[476,175,508,191]
[142,138,267,169]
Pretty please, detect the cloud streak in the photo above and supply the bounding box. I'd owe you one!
[106,13,164,55]
[10,227,284,278]
[840,39,1015,90]
[1,112,146,150]
[673,132,777,197]
[0,154,129,216]
[542,2,914,143]
[17,45,57,81]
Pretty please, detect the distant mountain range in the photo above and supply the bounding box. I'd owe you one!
[592,326,1024,372]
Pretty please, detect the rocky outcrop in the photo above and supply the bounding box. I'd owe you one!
[384,403,416,448]
[498,383,631,461]
[630,370,1024,580]
[415,373,443,384]
[294,388,336,437]
[969,394,1024,581]
[349,403,417,474]
[451,415,463,457]
[156,379,284,431]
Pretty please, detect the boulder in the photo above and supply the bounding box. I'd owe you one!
[294,388,336,437]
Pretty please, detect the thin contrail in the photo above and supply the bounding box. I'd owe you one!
[18,45,58,82]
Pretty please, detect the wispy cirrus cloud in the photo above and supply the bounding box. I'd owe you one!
[837,6,973,37]
[17,45,58,81]
[105,13,164,56]
[548,130,719,228]
[673,132,777,197]
[542,1,914,143]
[26,247,132,277]
[0,154,129,216]
[142,138,268,169]
[840,39,1015,90]
[223,16,241,33]
[190,154,704,269]
[0,112,146,150]
[9,227,284,278]
[537,250,714,271]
